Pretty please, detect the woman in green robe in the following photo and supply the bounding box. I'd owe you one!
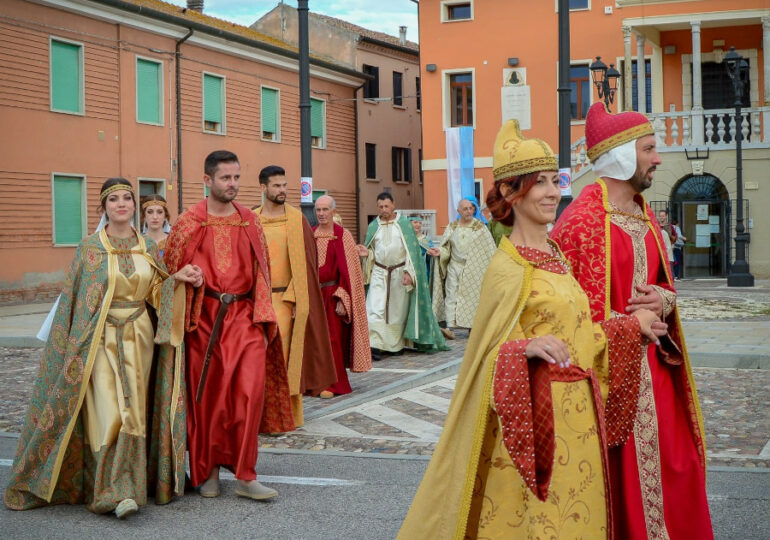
[4,178,202,518]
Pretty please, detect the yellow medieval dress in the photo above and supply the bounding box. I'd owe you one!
[5,230,185,514]
[399,237,643,539]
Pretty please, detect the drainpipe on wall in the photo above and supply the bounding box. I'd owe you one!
[353,82,365,241]
[175,29,193,215]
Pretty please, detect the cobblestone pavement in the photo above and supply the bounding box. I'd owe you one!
[4,345,767,469]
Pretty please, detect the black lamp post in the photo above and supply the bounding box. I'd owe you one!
[724,46,754,286]
[590,56,621,109]
[298,0,317,225]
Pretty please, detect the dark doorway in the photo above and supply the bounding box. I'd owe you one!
[700,60,751,144]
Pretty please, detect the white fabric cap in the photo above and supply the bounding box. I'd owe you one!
[591,139,637,181]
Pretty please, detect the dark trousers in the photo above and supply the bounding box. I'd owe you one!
[674,247,684,278]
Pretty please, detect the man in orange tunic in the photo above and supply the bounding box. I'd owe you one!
[165,151,294,502]
[254,165,336,426]
[552,103,712,539]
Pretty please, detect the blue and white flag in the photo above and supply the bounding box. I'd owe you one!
[445,126,475,221]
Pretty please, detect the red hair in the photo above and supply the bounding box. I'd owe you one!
[485,172,540,227]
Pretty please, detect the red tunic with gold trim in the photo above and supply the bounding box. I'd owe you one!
[313,224,372,395]
[164,200,294,486]
[552,180,712,540]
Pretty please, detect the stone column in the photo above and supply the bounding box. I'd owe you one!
[691,21,704,145]
[762,17,770,142]
[636,34,646,113]
[623,26,633,111]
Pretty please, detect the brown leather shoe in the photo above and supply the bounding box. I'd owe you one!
[320,390,334,399]
[440,327,456,340]
[235,480,278,501]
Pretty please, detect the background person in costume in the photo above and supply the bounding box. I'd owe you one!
[254,165,337,425]
[141,194,171,257]
[551,103,713,539]
[430,197,495,340]
[398,120,665,539]
[313,195,372,398]
[5,178,198,519]
[362,192,447,359]
[165,151,295,502]
[408,216,437,283]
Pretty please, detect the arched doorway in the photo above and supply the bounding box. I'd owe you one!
[670,174,729,278]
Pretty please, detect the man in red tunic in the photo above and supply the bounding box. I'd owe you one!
[552,103,713,539]
[312,195,372,397]
[164,150,294,502]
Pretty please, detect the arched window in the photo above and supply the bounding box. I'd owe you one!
[671,174,728,202]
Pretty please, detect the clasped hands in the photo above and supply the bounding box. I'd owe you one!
[173,264,204,288]
[525,307,668,369]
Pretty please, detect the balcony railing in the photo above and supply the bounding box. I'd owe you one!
[569,106,770,178]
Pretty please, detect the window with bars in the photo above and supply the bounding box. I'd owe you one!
[53,175,84,245]
[365,143,377,179]
[261,86,280,141]
[393,71,403,107]
[311,98,325,148]
[392,147,412,183]
[363,64,379,99]
[631,59,652,113]
[50,38,83,114]
[416,77,421,111]
[136,57,163,125]
[203,73,224,133]
[450,72,473,126]
[569,64,590,121]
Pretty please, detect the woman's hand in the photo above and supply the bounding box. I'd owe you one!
[335,300,346,317]
[632,308,667,345]
[174,264,203,288]
[525,335,571,368]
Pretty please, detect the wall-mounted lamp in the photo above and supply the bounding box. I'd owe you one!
[425,63,437,72]
[507,57,519,66]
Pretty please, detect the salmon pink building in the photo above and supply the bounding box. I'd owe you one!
[418,0,770,278]
[0,0,366,302]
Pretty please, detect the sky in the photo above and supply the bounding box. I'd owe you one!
[164,0,420,41]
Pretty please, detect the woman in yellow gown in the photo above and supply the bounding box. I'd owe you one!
[398,121,666,539]
[5,178,202,519]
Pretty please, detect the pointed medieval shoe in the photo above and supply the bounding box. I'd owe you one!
[198,475,221,498]
[440,327,456,340]
[235,480,278,501]
[115,498,138,519]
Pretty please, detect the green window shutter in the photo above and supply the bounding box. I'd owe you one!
[136,59,161,123]
[203,74,223,124]
[53,175,83,244]
[261,87,277,134]
[311,98,323,138]
[51,40,81,113]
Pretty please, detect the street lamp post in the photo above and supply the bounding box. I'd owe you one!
[724,46,754,287]
[589,56,621,109]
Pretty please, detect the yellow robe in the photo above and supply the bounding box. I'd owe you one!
[399,237,637,539]
[260,212,304,427]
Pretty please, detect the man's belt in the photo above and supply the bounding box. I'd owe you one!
[272,286,288,293]
[197,288,251,403]
[106,299,146,409]
[320,280,339,288]
[374,260,406,324]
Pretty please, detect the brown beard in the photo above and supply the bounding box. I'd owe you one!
[628,165,653,193]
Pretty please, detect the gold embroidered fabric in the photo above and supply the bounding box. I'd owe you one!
[203,213,245,275]
[651,284,676,318]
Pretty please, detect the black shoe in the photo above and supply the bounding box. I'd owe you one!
[371,348,383,361]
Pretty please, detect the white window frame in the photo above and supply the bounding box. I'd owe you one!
[260,84,281,143]
[441,0,474,23]
[49,36,85,116]
[442,68,476,130]
[50,172,87,247]
[311,96,327,150]
[202,71,226,135]
[135,55,164,126]
[555,0,591,11]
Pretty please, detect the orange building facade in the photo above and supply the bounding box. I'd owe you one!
[0,0,365,303]
[419,0,770,278]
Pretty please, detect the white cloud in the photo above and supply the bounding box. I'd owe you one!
[164,0,419,41]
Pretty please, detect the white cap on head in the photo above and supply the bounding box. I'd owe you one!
[591,139,637,181]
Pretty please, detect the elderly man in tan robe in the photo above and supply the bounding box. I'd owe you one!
[431,197,496,339]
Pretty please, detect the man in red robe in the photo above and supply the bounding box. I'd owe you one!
[552,103,713,539]
[313,195,372,397]
[165,150,294,502]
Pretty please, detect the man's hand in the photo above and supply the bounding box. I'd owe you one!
[401,272,413,287]
[174,264,203,288]
[426,247,440,257]
[356,244,369,257]
[626,284,664,317]
[335,300,346,317]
